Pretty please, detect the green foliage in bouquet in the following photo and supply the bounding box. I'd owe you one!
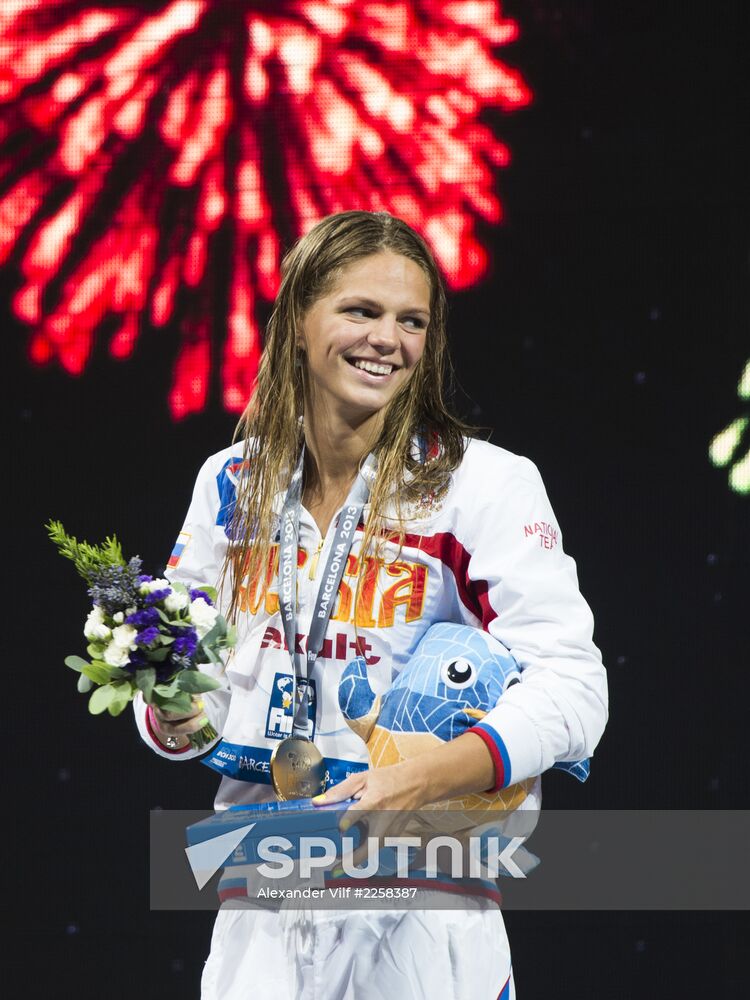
[46,520,126,585]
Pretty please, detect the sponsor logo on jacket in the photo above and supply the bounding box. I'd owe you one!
[260,627,382,666]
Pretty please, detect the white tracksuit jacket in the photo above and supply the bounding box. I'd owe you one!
[134,436,607,809]
[134,436,607,1000]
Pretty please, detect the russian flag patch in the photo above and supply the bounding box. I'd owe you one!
[168,531,191,568]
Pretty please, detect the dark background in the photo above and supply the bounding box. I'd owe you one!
[7,2,748,996]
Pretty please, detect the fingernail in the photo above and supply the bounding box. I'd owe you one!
[339,818,350,832]
[312,793,327,804]
[331,867,344,878]
[196,699,205,710]
[199,716,209,728]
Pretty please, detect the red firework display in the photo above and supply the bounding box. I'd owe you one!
[0,1,531,418]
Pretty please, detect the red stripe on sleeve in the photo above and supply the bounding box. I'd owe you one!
[467,725,505,792]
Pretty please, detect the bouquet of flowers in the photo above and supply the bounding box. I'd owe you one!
[46,520,235,749]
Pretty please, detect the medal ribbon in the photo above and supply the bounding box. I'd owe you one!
[278,446,377,739]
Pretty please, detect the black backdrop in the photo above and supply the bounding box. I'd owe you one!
[8,2,748,997]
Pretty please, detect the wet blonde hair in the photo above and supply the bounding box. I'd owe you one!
[221,210,476,623]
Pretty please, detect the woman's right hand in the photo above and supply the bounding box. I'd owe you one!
[151,698,208,750]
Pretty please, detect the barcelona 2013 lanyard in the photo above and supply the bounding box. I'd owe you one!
[270,445,376,798]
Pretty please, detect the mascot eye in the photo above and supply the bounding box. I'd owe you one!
[441,657,475,688]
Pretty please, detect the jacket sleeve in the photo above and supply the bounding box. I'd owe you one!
[464,457,608,791]
[133,453,233,761]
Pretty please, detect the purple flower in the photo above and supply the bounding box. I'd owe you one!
[145,588,171,606]
[125,607,160,627]
[172,626,198,658]
[136,626,160,646]
[138,574,153,584]
[155,661,175,682]
[189,588,213,606]
[128,648,147,669]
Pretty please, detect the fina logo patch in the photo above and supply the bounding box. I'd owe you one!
[265,672,317,740]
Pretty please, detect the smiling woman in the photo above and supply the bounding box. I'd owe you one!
[135,210,607,999]
[301,253,428,415]
[221,211,473,611]
[297,250,431,532]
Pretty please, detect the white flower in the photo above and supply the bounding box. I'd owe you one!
[103,641,130,667]
[111,624,138,649]
[139,577,171,596]
[112,611,124,624]
[164,590,189,613]
[84,606,111,641]
[189,597,219,639]
[87,604,105,624]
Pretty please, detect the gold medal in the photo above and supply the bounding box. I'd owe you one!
[270,735,326,800]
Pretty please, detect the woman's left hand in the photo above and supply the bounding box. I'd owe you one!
[312,760,427,868]
[310,731,498,870]
[316,758,426,811]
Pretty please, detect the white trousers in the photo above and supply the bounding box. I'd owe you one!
[201,893,514,1000]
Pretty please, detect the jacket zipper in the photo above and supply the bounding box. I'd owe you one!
[308,539,324,580]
